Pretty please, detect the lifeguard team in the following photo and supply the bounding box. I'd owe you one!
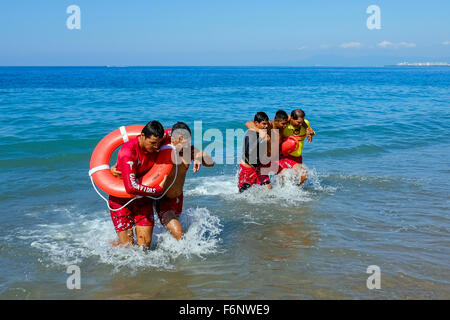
[105,108,314,249]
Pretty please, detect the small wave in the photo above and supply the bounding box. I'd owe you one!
[185,175,237,196]
[186,166,336,206]
[320,172,421,187]
[309,143,385,159]
[16,206,223,272]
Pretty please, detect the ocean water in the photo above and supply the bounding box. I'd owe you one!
[0,66,449,299]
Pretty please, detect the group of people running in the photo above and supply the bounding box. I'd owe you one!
[105,108,314,249]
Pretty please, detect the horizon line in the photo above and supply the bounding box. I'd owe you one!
[0,65,428,68]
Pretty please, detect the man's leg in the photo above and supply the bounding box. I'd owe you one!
[115,230,134,246]
[136,226,154,248]
[166,218,183,240]
[238,164,257,193]
[279,156,307,185]
[292,163,307,185]
[133,198,156,249]
[156,195,184,240]
[109,196,135,247]
[239,183,252,193]
[257,167,271,190]
[300,167,308,184]
[276,157,295,185]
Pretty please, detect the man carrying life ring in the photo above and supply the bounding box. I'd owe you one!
[108,120,167,249]
[112,121,214,241]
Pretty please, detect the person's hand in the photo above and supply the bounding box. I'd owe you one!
[110,163,122,178]
[259,129,268,140]
[261,128,272,142]
[306,127,315,143]
[306,127,315,135]
[193,159,202,172]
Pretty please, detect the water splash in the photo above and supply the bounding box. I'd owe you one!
[186,165,336,206]
[15,206,223,272]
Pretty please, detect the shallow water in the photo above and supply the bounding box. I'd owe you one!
[0,67,449,299]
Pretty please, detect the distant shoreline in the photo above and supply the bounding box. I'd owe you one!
[391,62,450,67]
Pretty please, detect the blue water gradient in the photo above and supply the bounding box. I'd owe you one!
[0,67,449,299]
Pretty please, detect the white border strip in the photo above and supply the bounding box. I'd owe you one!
[119,126,129,143]
[88,164,110,176]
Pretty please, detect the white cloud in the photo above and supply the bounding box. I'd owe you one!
[378,40,394,48]
[297,45,308,51]
[378,40,416,48]
[443,41,450,46]
[340,42,362,49]
[398,42,416,48]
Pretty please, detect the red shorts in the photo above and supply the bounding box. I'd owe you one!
[238,164,271,193]
[275,156,301,174]
[155,193,183,226]
[109,196,155,232]
[286,155,303,164]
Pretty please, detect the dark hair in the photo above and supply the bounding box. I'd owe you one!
[274,110,288,121]
[172,121,191,136]
[291,109,305,120]
[254,112,269,123]
[142,120,164,139]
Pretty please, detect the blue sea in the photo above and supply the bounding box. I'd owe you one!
[0,66,449,299]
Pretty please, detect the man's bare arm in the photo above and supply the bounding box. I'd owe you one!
[190,146,214,172]
[245,120,274,132]
[306,126,315,143]
[245,121,257,130]
[195,147,214,167]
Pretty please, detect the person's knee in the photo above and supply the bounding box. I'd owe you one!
[136,234,151,248]
[262,182,271,190]
[172,230,183,240]
[167,219,183,240]
[300,174,307,184]
[135,225,153,248]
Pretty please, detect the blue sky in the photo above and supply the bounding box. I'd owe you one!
[1,0,449,66]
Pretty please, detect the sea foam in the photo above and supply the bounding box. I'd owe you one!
[20,206,223,272]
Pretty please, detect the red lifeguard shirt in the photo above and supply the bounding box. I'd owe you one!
[116,137,163,197]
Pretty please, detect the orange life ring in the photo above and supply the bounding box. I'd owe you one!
[280,136,299,156]
[89,125,173,198]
